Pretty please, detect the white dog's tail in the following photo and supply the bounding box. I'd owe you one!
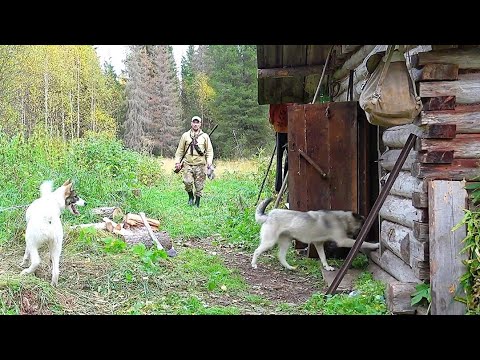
[40,180,54,198]
[255,198,273,224]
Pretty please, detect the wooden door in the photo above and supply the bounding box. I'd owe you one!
[287,102,377,258]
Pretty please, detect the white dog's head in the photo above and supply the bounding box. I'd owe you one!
[62,180,86,215]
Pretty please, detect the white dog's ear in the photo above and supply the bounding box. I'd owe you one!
[62,179,72,186]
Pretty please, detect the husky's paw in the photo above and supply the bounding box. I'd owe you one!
[251,263,258,269]
[324,265,335,271]
[286,265,297,271]
[20,269,30,276]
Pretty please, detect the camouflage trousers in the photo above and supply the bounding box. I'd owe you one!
[183,164,207,197]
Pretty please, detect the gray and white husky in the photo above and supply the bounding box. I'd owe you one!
[251,198,379,271]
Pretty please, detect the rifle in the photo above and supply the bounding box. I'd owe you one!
[174,124,218,173]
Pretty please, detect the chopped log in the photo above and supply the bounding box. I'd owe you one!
[370,249,420,283]
[414,47,480,69]
[429,180,468,315]
[410,237,429,262]
[380,220,411,264]
[382,124,424,148]
[411,257,430,281]
[419,73,480,104]
[70,222,107,231]
[416,134,480,159]
[413,221,429,242]
[379,150,417,171]
[257,65,325,79]
[91,207,123,220]
[124,213,160,229]
[386,282,417,314]
[418,63,458,81]
[382,171,425,198]
[415,104,480,133]
[102,217,131,236]
[139,212,164,250]
[379,195,428,228]
[417,151,454,164]
[421,96,456,111]
[411,159,480,180]
[122,230,172,250]
[412,191,428,208]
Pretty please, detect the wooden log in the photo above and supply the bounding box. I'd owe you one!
[332,45,378,81]
[382,124,424,148]
[124,213,160,229]
[91,207,123,220]
[380,220,411,264]
[386,282,418,314]
[341,45,361,54]
[418,63,459,81]
[415,47,480,69]
[419,73,480,104]
[379,195,428,228]
[423,124,457,139]
[416,134,480,159]
[417,150,454,164]
[413,221,429,242]
[412,191,428,208]
[411,159,480,180]
[257,65,325,79]
[416,104,480,133]
[411,257,430,280]
[370,248,421,283]
[382,171,425,198]
[122,230,172,250]
[379,149,417,171]
[421,96,456,111]
[410,237,429,262]
[70,222,107,231]
[429,180,468,315]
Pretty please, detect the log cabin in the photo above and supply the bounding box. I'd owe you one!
[257,45,480,315]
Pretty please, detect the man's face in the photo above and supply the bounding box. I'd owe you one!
[192,120,201,130]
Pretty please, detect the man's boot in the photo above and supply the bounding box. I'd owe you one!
[187,191,194,205]
[194,196,200,207]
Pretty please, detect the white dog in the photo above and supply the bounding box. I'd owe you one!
[20,180,86,286]
[252,198,379,271]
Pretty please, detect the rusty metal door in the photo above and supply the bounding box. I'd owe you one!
[287,102,366,258]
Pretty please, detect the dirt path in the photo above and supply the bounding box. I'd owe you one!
[182,237,324,313]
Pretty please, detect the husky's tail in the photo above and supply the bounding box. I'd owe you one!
[255,198,273,224]
[40,180,54,198]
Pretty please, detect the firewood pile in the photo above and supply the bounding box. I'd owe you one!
[72,207,176,256]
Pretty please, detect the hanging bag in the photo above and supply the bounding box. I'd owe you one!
[359,45,423,128]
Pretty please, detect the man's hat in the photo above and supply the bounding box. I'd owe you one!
[191,116,202,123]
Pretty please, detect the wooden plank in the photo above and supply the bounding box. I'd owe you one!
[415,104,480,133]
[386,282,418,315]
[419,73,480,104]
[413,221,429,242]
[371,248,421,283]
[419,63,459,81]
[379,195,428,228]
[416,134,480,159]
[412,191,428,208]
[287,105,305,212]
[379,149,417,171]
[429,180,468,315]
[411,159,480,180]
[258,65,325,79]
[417,150,454,164]
[416,47,480,69]
[383,171,425,199]
[380,220,411,264]
[305,45,328,103]
[281,45,306,104]
[261,45,283,105]
[421,96,456,111]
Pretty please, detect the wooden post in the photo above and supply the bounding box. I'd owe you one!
[429,180,468,315]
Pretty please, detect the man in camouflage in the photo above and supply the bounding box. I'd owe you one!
[174,116,214,207]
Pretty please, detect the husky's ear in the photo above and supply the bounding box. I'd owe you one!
[62,179,72,186]
[352,213,365,221]
[63,182,73,197]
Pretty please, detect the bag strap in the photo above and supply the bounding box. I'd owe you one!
[374,45,395,98]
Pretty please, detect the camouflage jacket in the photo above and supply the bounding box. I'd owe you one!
[175,130,214,166]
